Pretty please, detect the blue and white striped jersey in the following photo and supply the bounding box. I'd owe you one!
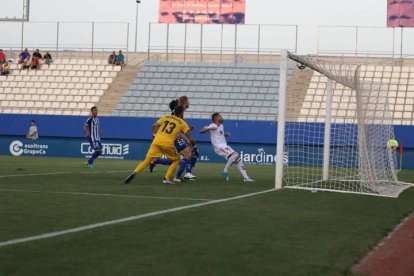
[86,117,101,142]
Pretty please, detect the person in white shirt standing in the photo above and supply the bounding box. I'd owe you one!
[200,112,254,182]
[26,120,38,140]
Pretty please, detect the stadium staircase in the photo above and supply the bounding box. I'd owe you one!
[285,67,313,122]
[97,65,143,116]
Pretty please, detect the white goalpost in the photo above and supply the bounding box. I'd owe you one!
[275,50,412,197]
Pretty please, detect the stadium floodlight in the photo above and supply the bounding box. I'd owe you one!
[275,50,412,197]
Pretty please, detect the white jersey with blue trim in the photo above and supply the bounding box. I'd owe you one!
[86,117,101,142]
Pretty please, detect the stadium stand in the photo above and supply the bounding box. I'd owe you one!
[296,66,414,125]
[0,59,121,116]
[112,60,294,120]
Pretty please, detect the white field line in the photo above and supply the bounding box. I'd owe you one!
[0,172,72,178]
[0,188,211,202]
[0,170,130,178]
[0,188,277,248]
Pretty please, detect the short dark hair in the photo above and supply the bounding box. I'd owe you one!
[174,105,184,117]
[31,120,36,123]
[90,106,97,111]
[212,112,220,121]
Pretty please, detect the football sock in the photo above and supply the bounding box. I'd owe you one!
[153,158,173,165]
[224,153,239,172]
[189,156,198,172]
[236,157,249,179]
[88,151,101,165]
[165,159,180,180]
[176,159,190,178]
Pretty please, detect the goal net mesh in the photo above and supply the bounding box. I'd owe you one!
[281,52,411,197]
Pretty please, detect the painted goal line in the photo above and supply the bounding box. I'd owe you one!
[0,188,211,202]
[0,188,277,248]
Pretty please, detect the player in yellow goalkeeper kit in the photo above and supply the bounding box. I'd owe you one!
[124,105,195,184]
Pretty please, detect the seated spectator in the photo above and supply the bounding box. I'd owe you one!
[33,49,42,60]
[1,61,10,76]
[31,56,41,70]
[30,49,42,69]
[108,51,116,65]
[18,48,30,65]
[43,51,53,65]
[0,49,6,65]
[115,50,125,66]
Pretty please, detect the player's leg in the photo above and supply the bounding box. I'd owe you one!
[183,146,198,180]
[87,141,102,167]
[124,144,162,184]
[233,153,254,181]
[163,146,181,184]
[173,138,195,181]
[189,146,200,172]
[215,147,233,181]
[149,158,173,173]
[175,147,193,181]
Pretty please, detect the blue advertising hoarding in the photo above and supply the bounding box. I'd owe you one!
[1,114,414,169]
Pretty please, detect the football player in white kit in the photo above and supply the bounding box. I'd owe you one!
[200,112,254,182]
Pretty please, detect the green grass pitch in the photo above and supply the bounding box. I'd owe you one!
[0,156,413,275]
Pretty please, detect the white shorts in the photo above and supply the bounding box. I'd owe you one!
[214,145,237,160]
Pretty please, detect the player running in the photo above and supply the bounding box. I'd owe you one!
[200,112,254,182]
[124,106,196,185]
[83,106,102,169]
[150,96,199,181]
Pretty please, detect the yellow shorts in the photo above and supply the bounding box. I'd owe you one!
[146,143,179,160]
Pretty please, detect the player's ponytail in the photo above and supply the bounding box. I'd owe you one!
[169,99,178,111]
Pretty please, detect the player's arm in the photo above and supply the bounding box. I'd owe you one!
[184,130,196,146]
[225,132,231,137]
[26,128,35,138]
[200,125,217,134]
[152,121,161,136]
[31,127,38,137]
[83,120,91,139]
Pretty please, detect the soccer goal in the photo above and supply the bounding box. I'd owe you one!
[275,50,412,197]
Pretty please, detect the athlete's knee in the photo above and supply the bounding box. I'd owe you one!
[181,147,192,159]
[228,152,239,163]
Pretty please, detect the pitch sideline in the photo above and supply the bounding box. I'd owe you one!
[0,188,277,248]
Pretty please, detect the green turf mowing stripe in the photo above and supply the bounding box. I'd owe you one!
[0,188,276,248]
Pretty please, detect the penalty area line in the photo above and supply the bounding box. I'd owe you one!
[0,188,277,248]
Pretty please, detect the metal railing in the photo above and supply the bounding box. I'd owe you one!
[147,23,298,64]
[0,21,129,59]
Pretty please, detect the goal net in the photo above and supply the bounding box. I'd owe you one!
[275,50,412,197]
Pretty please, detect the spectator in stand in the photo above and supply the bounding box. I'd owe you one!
[115,50,125,66]
[30,56,40,70]
[30,49,42,69]
[31,49,42,69]
[1,61,10,76]
[26,120,39,140]
[43,51,53,65]
[108,51,116,65]
[18,48,30,65]
[0,49,6,65]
